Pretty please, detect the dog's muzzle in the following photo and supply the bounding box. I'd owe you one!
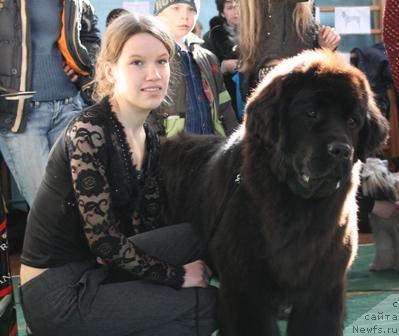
[327,142,353,162]
[289,143,354,198]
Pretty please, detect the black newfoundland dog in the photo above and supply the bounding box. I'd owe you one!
[160,50,389,336]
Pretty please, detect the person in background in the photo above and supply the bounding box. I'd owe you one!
[0,0,100,206]
[239,0,341,92]
[358,193,399,233]
[149,0,238,137]
[20,13,216,336]
[105,7,129,27]
[203,0,241,117]
[356,0,399,229]
[383,0,399,92]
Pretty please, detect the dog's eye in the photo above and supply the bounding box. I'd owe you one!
[347,117,358,129]
[307,111,317,119]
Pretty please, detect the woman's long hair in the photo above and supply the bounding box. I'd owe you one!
[240,0,314,72]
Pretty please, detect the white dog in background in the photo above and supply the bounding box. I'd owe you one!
[361,158,399,271]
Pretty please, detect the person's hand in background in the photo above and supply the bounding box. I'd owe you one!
[318,26,341,51]
[63,63,79,83]
[372,200,399,219]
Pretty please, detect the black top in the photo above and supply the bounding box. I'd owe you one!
[21,98,184,288]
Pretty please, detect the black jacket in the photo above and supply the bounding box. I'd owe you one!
[0,0,101,132]
[203,16,242,117]
[203,16,238,62]
[351,43,393,118]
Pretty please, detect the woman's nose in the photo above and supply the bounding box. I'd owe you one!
[146,65,161,80]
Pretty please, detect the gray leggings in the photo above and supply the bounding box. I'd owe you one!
[21,223,217,336]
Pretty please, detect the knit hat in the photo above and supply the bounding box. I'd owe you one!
[153,0,200,15]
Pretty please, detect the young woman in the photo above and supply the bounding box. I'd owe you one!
[240,0,341,83]
[19,13,216,336]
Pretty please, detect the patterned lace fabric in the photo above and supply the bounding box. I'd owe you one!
[383,0,399,92]
[64,98,184,287]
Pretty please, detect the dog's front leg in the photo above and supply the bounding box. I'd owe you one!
[217,278,280,336]
[286,284,345,336]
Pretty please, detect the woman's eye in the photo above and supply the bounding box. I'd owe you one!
[158,59,169,65]
[131,60,143,66]
[307,110,317,118]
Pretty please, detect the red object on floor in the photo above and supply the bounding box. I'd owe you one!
[0,216,17,336]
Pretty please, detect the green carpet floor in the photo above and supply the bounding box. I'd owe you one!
[12,244,399,335]
[348,244,399,292]
[344,244,399,336]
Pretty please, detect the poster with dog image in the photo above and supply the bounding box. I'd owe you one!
[335,7,371,34]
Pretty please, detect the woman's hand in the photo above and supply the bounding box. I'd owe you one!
[318,26,341,51]
[182,260,213,288]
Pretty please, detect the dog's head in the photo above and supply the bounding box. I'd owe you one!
[361,158,399,201]
[244,50,389,198]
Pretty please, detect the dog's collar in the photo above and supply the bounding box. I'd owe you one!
[235,173,241,184]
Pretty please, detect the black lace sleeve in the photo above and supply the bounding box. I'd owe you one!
[65,116,185,288]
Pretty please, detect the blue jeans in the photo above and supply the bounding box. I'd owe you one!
[0,95,82,206]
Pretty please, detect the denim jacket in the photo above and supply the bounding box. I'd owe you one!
[148,33,238,137]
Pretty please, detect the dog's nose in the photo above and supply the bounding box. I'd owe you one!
[327,142,352,160]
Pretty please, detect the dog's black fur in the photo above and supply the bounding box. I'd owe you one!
[159,50,389,336]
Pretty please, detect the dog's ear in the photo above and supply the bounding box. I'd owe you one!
[357,95,389,162]
[244,74,288,146]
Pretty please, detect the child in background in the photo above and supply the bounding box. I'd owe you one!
[149,0,238,137]
[105,7,129,27]
[203,0,242,118]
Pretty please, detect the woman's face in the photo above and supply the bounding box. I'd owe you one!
[222,0,240,27]
[109,32,170,114]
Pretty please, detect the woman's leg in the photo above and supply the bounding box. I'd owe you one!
[86,279,217,336]
[22,224,217,336]
[129,223,207,265]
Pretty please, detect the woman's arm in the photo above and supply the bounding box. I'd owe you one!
[66,118,186,287]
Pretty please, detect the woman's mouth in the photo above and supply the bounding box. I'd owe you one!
[141,86,162,92]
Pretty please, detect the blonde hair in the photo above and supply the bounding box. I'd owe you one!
[239,0,314,72]
[94,13,175,101]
